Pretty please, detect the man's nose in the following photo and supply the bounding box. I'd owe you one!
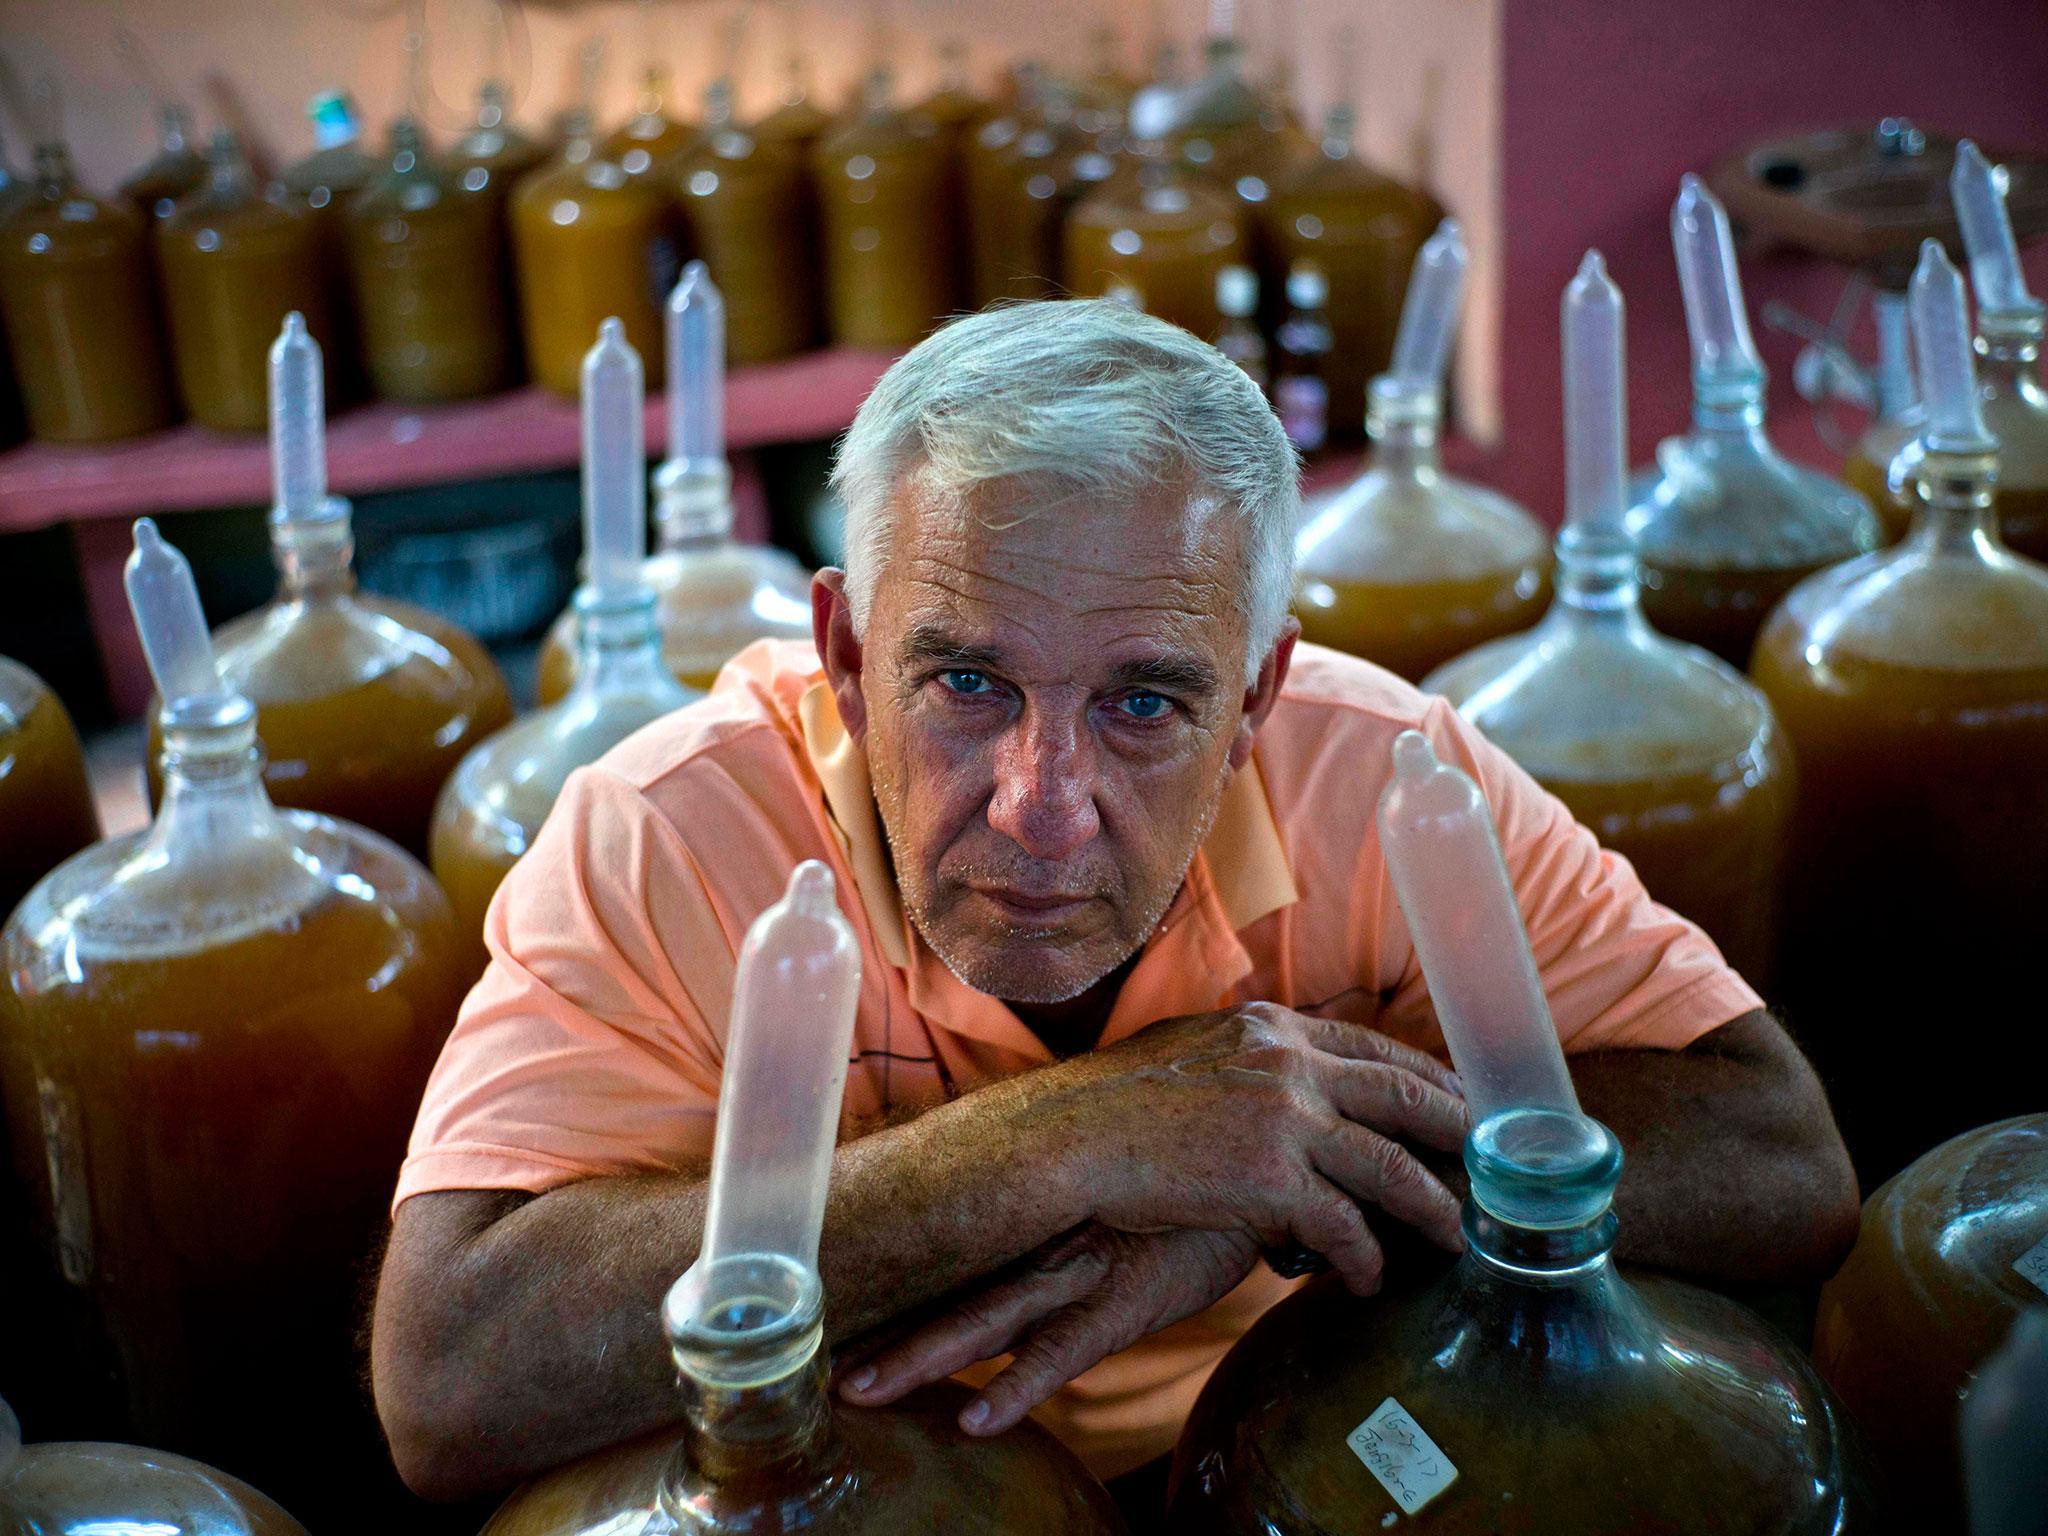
[986,709,1102,863]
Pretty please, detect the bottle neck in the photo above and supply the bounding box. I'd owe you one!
[1976,311,2043,398]
[158,104,193,155]
[1688,378,1770,446]
[571,589,677,697]
[271,503,359,601]
[660,1340,853,1530]
[656,464,739,551]
[1365,378,1443,478]
[1553,519,1645,624]
[32,140,77,196]
[1907,444,2003,556]
[151,701,282,850]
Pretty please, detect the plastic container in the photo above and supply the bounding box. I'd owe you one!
[1427,252,1791,987]
[1168,729,1875,1533]
[536,264,812,703]
[0,520,467,1520]
[1626,177,1881,666]
[433,319,696,959]
[0,138,176,442]
[511,110,677,394]
[1295,221,1550,681]
[812,68,960,348]
[480,863,1128,1535]
[1751,240,2048,1184]
[1814,1115,2048,1531]
[0,1399,310,1536]
[158,131,333,432]
[1260,96,1441,441]
[1064,93,1245,337]
[118,102,206,220]
[345,117,514,402]
[146,316,512,860]
[0,657,99,925]
[672,79,818,364]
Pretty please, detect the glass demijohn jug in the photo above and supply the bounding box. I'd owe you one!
[1426,254,1792,985]
[480,861,1127,1534]
[1626,177,1881,666]
[1293,220,1550,681]
[1751,239,2048,1184]
[0,519,468,1517]
[0,657,98,922]
[433,318,696,957]
[147,315,513,859]
[536,265,811,704]
[1166,729,1875,1533]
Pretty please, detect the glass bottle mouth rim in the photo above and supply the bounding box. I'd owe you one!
[158,691,256,736]
[664,1253,824,1388]
[1465,1108,1623,1231]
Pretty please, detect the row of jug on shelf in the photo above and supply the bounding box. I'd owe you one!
[0,232,2042,1536]
[11,738,2040,1534]
[0,25,1436,447]
[1299,155,2048,1191]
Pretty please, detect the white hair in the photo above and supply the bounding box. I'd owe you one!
[831,299,1302,682]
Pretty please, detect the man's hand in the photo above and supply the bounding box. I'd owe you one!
[837,1224,1261,1435]
[1033,1001,1470,1294]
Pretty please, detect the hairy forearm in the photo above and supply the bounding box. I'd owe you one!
[1573,1011,1860,1285]
[376,1067,1089,1500]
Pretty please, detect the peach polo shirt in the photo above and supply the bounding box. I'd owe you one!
[397,639,1761,1479]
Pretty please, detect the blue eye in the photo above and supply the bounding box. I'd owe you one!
[940,670,994,696]
[1117,692,1173,720]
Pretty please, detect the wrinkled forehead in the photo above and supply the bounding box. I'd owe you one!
[875,478,1252,663]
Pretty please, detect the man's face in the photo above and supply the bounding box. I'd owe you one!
[825,482,1288,1007]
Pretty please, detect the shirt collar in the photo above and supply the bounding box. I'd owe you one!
[797,678,1299,977]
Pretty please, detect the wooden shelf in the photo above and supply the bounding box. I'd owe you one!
[0,347,898,532]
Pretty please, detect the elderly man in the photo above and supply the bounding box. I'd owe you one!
[371,300,1856,1510]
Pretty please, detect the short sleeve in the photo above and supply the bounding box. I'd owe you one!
[1376,698,1763,1055]
[394,765,741,1209]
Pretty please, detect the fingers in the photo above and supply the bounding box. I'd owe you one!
[1321,1059,1471,1154]
[960,1295,1151,1435]
[1295,1013,1465,1099]
[839,1227,1110,1407]
[1313,1125,1466,1252]
[1285,1183,1387,1295]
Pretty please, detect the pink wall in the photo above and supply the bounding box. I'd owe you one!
[1494,0,2048,524]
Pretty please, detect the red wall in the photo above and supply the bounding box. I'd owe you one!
[1493,0,2048,523]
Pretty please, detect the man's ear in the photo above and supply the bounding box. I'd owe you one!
[1229,618,1299,771]
[813,569,869,741]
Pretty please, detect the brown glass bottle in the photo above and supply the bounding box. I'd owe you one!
[118,102,206,221]
[1752,442,2048,1183]
[813,71,960,349]
[145,507,513,862]
[275,94,376,403]
[0,141,176,443]
[158,134,333,431]
[1814,1115,2047,1531]
[967,85,1116,306]
[0,657,99,925]
[1260,104,1437,440]
[672,82,818,365]
[1065,148,1245,338]
[1,700,468,1520]
[512,117,677,394]
[346,117,513,402]
[604,67,696,182]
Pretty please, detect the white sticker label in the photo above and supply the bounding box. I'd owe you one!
[2015,1234,2048,1297]
[1347,1396,1459,1517]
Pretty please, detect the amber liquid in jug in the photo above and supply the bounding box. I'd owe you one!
[0,522,469,1521]
[0,657,99,924]
[158,133,333,432]
[0,141,176,443]
[1751,262,2048,1180]
[603,66,696,181]
[672,81,818,365]
[512,115,676,394]
[146,500,513,863]
[1064,142,1245,338]
[1813,1115,2048,1531]
[346,117,514,402]
[119,102,206,221]
[812,70,962,349]
[275,93,376,404]
[967,81,1115,306]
